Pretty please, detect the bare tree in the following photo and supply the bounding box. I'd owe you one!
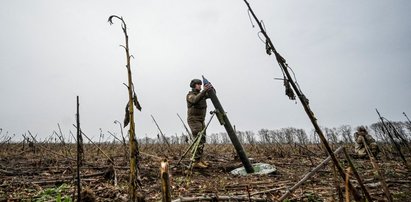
[311,129,320,144]
[388,121,410,142]
[338,125,353,144]
[237,131,245,144]
[271,130,286,144]
[323,127,338,144]
[280,128,294,144]
[258,129,270,144]
[171,134,179,145]
[245,131,256,145]
[295,128,309,145]
[220,132,230,144]
[208,133,220,144]
[370,122,390,143]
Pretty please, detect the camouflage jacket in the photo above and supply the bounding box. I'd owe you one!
[354,131,376,145]
[186,89,209,122]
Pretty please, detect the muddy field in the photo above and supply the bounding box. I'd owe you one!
[1,142,410,201]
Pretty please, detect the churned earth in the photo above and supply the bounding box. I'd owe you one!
[1,143,410,201]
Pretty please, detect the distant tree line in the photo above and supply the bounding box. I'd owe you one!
[52,121,407,145]
[4,121,409,146]
[132,121,411,145]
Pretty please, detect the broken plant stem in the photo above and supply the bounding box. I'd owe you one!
[160,159,171,202]
[361,136,393,202]
[242,1,361,199]
[376,109,408,168]
[345,167,351,202]
[72,124,114,164]
[151,114,172,149]
[403,112,411,125]
[76,96,81,202]
[177,113,193,141]
[108,15,142,201]
[277,146,343,201]
[342,147,373,202]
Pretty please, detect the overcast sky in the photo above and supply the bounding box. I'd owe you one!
[1,0,410,141]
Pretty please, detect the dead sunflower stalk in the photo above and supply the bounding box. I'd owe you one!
[108,15,143,201]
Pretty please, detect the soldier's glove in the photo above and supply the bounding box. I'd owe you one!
[204,83,213,91]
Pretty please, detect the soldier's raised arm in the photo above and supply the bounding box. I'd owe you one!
[187,90,207,104]
[354,132,362,144]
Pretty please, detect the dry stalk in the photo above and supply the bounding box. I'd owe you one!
[361,136,393,202]
[345,167,351,202]
[72,125,114,164]
[277,146,344,201]
[108,15,143,201]
[76,96,81,201]
[331,164,343,202]
[160,159,171,202]
[342,147,373,202]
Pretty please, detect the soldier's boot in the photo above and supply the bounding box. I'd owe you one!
[193,161,208,168]
[200,160,210,166]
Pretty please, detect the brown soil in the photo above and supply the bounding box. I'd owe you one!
[0,143,410,201]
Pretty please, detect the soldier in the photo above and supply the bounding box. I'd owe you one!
[354,126,379,158]
[186,78,212,168]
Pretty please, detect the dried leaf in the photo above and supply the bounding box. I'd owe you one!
[284,79,296,100]
[265,40,272,55]
[108,15,115,25]
[124,102,130,128]
[133,92,142,111]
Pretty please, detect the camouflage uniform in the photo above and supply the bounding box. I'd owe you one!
[186,89,209,161]
[354,128,379,158]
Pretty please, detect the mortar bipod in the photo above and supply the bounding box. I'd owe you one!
[173,111,216,168]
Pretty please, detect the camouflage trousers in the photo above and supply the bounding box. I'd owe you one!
[355,142,379,158]
[188,120,206,161]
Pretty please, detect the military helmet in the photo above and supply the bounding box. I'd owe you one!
[190,79,202,88]
[357,126,366,132]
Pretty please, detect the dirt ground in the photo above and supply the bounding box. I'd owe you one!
[1,142,410,201]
